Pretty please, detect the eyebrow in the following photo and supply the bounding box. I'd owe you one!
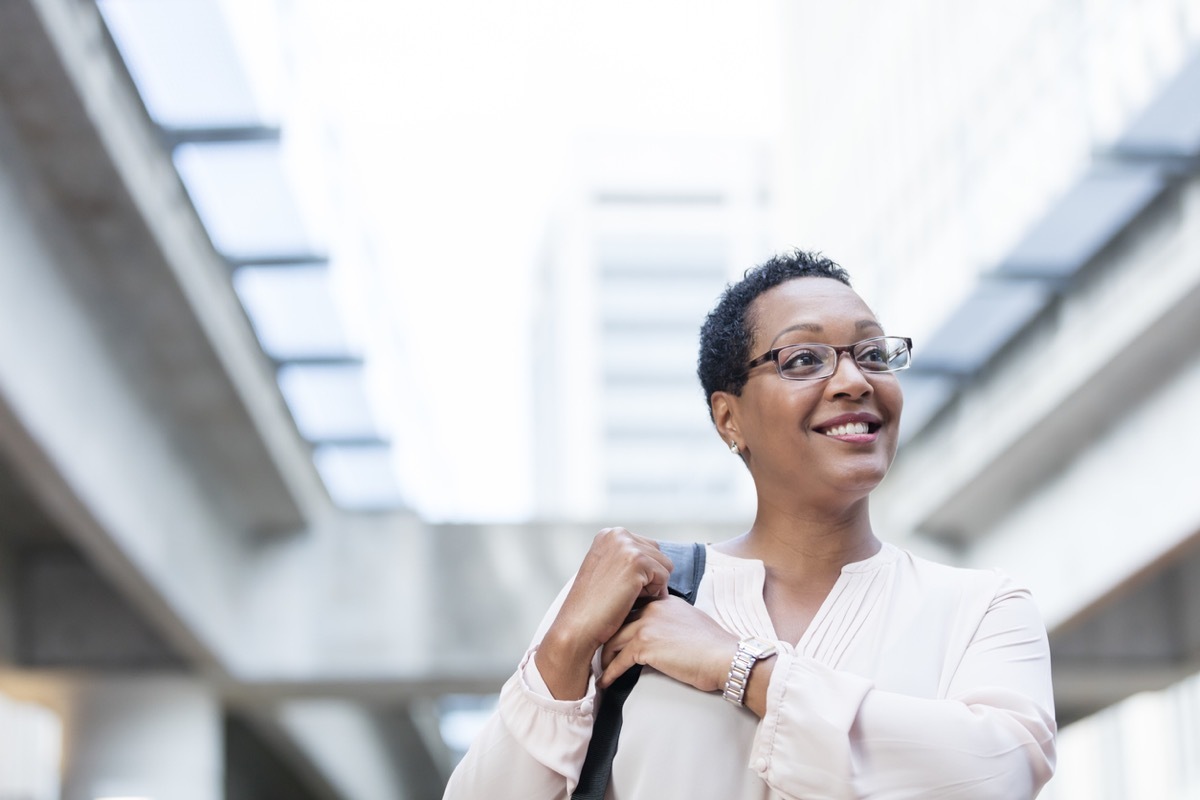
[770,319,883,344]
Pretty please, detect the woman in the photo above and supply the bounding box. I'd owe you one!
[443,251,1057,798]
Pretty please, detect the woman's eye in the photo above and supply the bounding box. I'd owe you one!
[858,346,887,364]
[781,349,822,370]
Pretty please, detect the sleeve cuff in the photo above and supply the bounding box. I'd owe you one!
[520,647,598,715]
[496,647,598,780]
[750,651,872,795]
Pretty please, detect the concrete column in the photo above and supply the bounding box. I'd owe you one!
[56,675,222,800]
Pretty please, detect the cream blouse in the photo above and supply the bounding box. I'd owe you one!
[443,543,1057,799]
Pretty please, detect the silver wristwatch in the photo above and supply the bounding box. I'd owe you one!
[723,636,778,706]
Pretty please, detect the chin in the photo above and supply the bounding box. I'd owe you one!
[830,464,891,495]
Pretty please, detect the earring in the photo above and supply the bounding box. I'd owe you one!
[729,441,739,455]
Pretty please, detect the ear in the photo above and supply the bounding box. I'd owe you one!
[710,391,742,450]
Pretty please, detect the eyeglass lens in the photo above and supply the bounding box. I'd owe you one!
[778,337,910,379]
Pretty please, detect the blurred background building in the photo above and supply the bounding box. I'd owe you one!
[0,0,1198,798]
[534,137,771,522]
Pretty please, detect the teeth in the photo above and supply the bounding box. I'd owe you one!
[825,422,870,436]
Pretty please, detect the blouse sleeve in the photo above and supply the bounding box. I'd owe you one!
[443,582,599,799]
[749,577,1057,799]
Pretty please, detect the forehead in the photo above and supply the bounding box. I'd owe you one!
[749,278,879,346]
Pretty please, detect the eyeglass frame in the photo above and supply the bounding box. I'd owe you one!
[743,335,914,381]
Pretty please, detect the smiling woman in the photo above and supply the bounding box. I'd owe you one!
[443,250,1057,799]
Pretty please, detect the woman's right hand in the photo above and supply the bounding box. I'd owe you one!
[535,527,674,700]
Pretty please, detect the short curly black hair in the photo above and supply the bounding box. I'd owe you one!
[697,250,851,416]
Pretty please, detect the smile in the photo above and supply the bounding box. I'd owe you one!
[823,422,872,437]
[813,412,884,441]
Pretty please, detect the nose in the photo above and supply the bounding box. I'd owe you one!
[824,350,873,399]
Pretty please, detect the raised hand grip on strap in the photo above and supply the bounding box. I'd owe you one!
[571,541,706,800]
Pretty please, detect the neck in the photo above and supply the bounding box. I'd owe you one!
[721,496,881,583]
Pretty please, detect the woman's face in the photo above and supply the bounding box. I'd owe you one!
[727,277,904,505]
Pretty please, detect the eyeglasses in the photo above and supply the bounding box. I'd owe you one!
[744,336,913,381]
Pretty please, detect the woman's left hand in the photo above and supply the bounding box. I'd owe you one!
[598,596,739,692]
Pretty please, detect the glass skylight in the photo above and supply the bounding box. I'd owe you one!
[276,364,381,443]
[174,141,317,260]
[1118,52,1200,156]
[97,0,272,128]
[97,0,402,511]
[233,266,353,360]
[313,445,405,511]
[999,165,1165,278]
[914,280,1053,376]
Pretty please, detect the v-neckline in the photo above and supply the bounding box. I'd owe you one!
[706,543,896,651]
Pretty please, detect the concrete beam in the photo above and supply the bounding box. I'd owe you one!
[0,0,335,674]
[0,135,239,668]
[966,346,1200,631]
[0,0,327,535]
[1048,532,1200,724]
[232,517,732,683]
[15,546,183,668]
[0,1,357,790]
[1051,660,1200,727]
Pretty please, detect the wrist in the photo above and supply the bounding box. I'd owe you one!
[541,621,601,665]
[537,625,599,700]
[722,637,777,707]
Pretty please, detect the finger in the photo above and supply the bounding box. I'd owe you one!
[600,638,618,672]
[641,569,670,599]
[599,647,639,689]
[595,529,673,578]
[615,529,674,572]
[644,540,675,573]
[640,554,673,598]
[600,618,638,670]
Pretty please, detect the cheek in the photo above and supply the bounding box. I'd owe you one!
[882,383,904,455]
[738,390,796,445]
[873,377,903,421]
[757,385,822,427]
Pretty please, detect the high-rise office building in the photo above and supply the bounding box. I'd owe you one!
[533,138,773,523]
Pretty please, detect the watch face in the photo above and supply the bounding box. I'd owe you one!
[742,637,777,658]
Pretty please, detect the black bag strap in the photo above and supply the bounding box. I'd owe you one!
[571,541,707,800]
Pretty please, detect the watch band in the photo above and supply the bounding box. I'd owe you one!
[723,637,777,706]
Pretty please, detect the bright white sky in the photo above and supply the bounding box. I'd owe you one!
[282,0,784,520]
